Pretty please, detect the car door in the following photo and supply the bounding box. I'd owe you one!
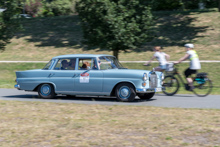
[49,58,76,92]
[74,58,103,94]
[74,70,103,93]
[49,70,75,92]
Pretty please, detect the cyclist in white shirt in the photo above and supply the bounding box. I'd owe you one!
[174,43,201,91]
[144,46,170,72]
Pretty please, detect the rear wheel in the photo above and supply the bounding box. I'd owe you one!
[115,83,136,102]
[137,92,155,100]
[38,84,55,99]
[193,78,212,97]
[162,76,180,96]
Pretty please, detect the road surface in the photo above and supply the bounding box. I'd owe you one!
[0,88,219,109]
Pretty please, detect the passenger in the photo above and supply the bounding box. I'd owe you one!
[81,63,87,70]
[80,61,90,70]
[144,46,170,72]
[84,61,90,69]
[61,60,68,70]
[68,59,76,70]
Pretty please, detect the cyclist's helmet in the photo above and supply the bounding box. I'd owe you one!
[184,43,194,48]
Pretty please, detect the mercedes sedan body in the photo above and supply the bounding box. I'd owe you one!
[15,54,165,102]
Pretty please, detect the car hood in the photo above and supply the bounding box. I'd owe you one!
[102,69,162,79]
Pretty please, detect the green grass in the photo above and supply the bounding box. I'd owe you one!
[0,9,220,61]
[1,62,219,95]
[0,63,45,88]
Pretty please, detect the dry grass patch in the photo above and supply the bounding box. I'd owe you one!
[0,100,219,147]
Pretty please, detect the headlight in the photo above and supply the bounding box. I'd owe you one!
[143,73,148,81]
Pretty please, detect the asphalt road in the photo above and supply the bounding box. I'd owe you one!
[0,88,219,109]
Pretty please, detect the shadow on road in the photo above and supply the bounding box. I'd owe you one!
[3,94,157,103]
[156,94,194,97]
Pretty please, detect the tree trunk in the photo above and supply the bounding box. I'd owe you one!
[113,50,119,59]
[218,0,220,12]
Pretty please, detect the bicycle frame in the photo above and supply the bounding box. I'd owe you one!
[165,66,187,85]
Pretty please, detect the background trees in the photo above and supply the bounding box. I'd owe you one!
[76,0,155,59]
[0,0,21,51]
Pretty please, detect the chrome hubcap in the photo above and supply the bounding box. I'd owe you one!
[119,86,130,99]
[42,85,50,95]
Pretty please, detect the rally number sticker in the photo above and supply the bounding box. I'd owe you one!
[80,73,89,83]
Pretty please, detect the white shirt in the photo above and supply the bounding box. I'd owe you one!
[187,50,201,70]
[154,52,167,65]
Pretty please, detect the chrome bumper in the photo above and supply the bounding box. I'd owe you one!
[14,84,20,89]
[136,87,165,93]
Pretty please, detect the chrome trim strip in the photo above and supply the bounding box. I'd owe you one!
[55,91,110,95]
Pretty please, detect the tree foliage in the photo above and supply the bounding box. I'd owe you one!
[76,0,154,59]
[0,0,21,51]
[25,0,42,17]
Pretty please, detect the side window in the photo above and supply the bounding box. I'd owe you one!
[53,58,75,70]
[99,58,112,70]
[54,60,62,70]
[78,58,93,70]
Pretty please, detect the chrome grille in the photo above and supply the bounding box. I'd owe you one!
[150,73,158,88]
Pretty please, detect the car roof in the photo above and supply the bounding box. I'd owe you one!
[52,54,114,59]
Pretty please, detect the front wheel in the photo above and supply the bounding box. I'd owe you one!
[192,78,212,97]
[115,83,136,102]
[38,84,55,99]
[137,92,155,100]
[162,76,180,96]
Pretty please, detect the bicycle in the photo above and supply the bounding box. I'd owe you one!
[162,63,212,97]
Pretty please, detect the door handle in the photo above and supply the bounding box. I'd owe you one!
[72,74,76,78]
[48,73,55,77]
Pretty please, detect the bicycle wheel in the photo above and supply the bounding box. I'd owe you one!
[162,75,180,96]
[192,78,212,97]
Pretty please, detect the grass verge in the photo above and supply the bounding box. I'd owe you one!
[0,100,219,146]
[0,62,219,95]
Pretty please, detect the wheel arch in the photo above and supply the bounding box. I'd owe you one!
[110,81,136,96]
[33,82,56,92]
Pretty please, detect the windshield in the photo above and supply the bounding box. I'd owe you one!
[99,56,125,70]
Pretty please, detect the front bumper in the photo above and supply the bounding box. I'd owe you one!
[136,87,165,93]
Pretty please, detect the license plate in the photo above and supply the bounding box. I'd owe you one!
[155,88,162,92]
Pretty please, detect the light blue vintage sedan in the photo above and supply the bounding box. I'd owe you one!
[15,54,165,102]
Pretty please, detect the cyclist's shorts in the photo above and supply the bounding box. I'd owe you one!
[160,65,167,70]
[184,68,197,78]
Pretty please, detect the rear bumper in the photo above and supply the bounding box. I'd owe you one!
[136,87,165,93]
[14,84,20,89]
